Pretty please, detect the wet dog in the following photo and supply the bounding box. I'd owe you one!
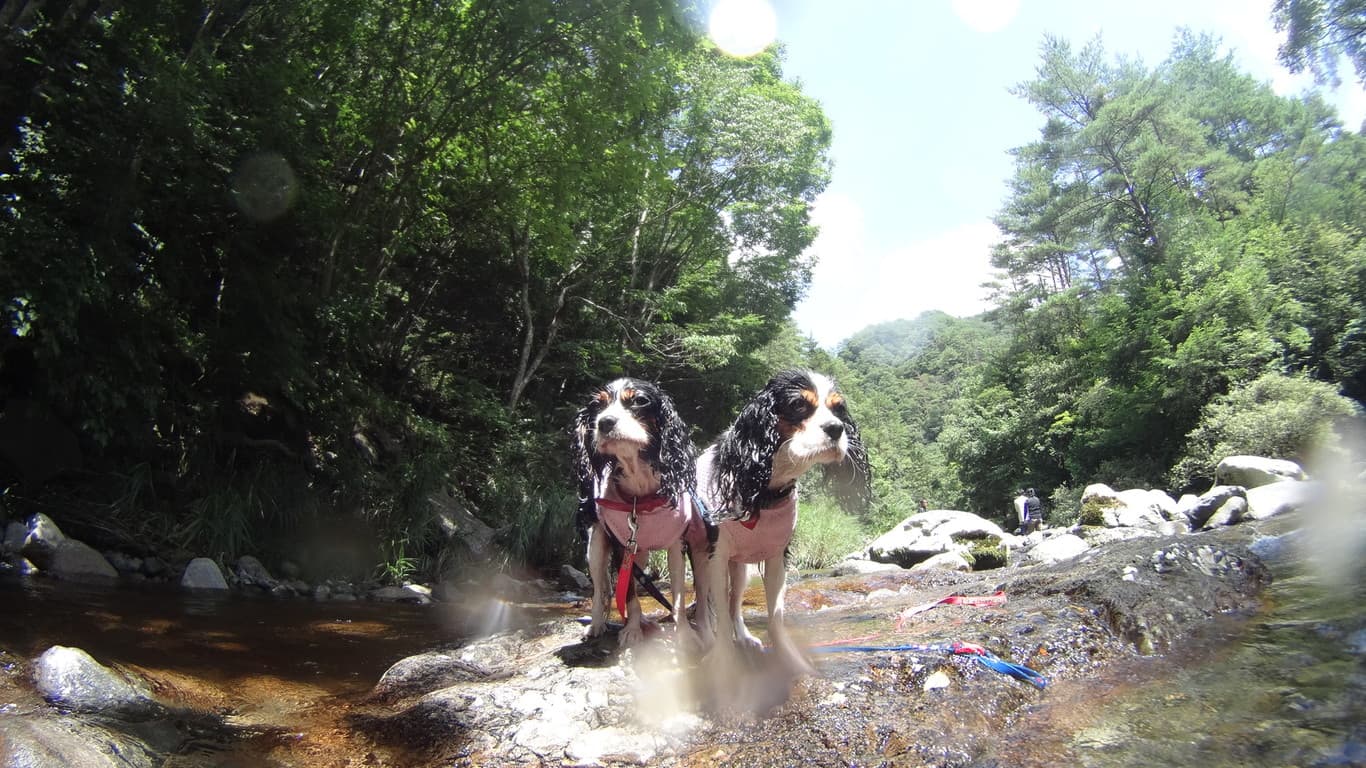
[571,377,709,650]
[698,370,869,673]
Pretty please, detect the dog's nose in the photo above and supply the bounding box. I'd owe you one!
[822,421,845,440]
[597,415,617,433]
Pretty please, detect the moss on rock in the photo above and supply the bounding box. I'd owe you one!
[1079,497,1119,527]
[959,536,1008,570]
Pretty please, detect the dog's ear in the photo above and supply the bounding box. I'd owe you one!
[652,388,697,509]
[825,409,872,513]
[570,405,599,539]
[713,385,780,517]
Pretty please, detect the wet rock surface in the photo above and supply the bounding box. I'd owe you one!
[3,512,1348,768]
[345,522,1274,767]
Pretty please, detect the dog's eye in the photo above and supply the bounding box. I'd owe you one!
[778,396,814,421]
[630,393,653,408]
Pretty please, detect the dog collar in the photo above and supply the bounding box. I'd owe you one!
[595,493,672,513]
[735,483,796,529]
[756,483,795,506]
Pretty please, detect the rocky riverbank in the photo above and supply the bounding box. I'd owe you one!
[4,452,1359,767]
[3,511,1321,768]
[351,520,1283,767]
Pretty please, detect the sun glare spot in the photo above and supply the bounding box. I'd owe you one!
[708,0,778,58]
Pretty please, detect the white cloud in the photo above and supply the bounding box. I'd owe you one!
[951,0,1021,35]
[1211,0,1365,126]
[794,192,1000,349]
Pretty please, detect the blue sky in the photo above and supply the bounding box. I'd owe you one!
[719,1,1366,348]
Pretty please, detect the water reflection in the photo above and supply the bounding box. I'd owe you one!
[0,576,457,698]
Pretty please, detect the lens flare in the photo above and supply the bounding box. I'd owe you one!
[232,151,298,222]
[708,0,778,57]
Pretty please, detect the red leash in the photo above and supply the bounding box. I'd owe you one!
[614,550,636,620]
[602,495,666,620]
[894,590,1006,631]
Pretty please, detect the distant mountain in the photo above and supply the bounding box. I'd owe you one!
[838,311,968,367]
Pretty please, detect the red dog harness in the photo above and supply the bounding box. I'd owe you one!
[595,483,695,620]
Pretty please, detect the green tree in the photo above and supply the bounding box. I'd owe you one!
[1169,371,1362,488]
[0,0,835,572]
[1273,0,1366,85]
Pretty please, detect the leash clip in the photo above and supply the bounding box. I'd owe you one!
[625,499,639,554]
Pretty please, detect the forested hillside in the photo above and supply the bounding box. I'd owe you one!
[0,1,831,573]
[815,31,1364,532]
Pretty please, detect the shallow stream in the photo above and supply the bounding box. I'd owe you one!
[1,535,1362,767]
[997,557,1366,767]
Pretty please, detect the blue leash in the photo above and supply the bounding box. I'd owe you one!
[569,617,1048,688]
[811,641,1047,689]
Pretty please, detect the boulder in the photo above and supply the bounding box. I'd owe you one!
[911,551,972,572]
[431,489,497,562]
[1079,526,1161,547]
[1202,496,1248,529]
[359,622,696,765]
[32,646,160,719]
[1215,455,1306,488]
[867,510,1007,569]
[19,512,66,564]
[1025,533,1090,565]
[180,557,229,590]
[0,714,160,768]
[369,584,433,604]
[372,651,497,702]
[1245,480,1317,520]
[1176,493,1199,518]
[20,514,116,581]
[233,555,278,590]
[1181,485,1247,528]
[1114,489,1175,527]
[830,558,904,576]
[560,564,591,591]
[1156,519,1190,535]
[867,530,954,568]
[1080,485,1170,528]
[42,540,118,581]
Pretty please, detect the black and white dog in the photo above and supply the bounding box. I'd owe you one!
[698,369,869,671]
[571,377,709,650]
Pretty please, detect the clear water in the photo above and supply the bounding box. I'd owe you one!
[3,528,1362,767]
[1003,560,1366,768]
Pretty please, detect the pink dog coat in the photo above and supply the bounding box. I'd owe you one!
[695,447,799,563]
[595,477,699,553]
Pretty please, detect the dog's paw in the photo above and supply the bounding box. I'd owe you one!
[618,621,646,647]
[584,621,607,640]
[735,627,764,651]
[674,622,704,656]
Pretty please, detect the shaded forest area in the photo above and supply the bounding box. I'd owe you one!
[1,0,1363,578]
[0,0,834,575]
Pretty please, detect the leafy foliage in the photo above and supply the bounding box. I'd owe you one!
[790,494,866,570]
[1169,372,1362,489]
[0,1,830,575]
[1273,0,1366,86]
[832,29,1365,531]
